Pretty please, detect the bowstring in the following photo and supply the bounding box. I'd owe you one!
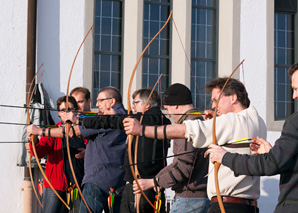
[241,61,257,213]
[172,13,206,211]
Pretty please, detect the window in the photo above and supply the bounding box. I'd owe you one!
[274,0,297,120]
[191,0,217,111]
[93,0,123,107]
[143,0,171,94]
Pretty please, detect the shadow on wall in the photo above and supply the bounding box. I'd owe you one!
[259,175,280,213]
[37,0,64,121]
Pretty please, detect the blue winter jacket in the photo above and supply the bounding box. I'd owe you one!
[79,103,127,193]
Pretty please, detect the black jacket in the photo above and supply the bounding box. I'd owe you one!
[223,111,298,212]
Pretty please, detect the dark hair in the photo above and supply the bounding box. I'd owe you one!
[205,77,250,107]
[98,87,122,104]
[56,96,78,111]
[132,88,161,108]
[70,87,91,100]
[288,62,298,77]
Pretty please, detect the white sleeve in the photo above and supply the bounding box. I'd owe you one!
[184,115,233,148]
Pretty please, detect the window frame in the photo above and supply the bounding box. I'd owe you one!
[266,0,298,131]
[142,0,172,95]
[190,0,218,110]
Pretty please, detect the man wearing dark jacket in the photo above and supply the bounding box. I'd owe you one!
[77,89,171,213]
[206,62,298,213]
[132,84,209,213]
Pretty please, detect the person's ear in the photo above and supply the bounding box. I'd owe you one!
[110,98,116,107]
[231,93,238,104]
[145,103,151,111]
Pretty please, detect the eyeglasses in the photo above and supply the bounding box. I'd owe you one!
[210,99,219,105]
[96,98,112,103]
[132,99,142,105]
[210,95,226,105]
[59,108,76,113]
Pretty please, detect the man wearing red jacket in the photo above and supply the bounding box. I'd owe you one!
[26,96,86,213]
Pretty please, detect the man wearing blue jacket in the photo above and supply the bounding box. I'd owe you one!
[78,87,127,213]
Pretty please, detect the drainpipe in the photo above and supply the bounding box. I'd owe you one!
[23,0,37,212]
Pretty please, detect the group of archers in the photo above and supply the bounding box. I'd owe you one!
[25,63,298,213]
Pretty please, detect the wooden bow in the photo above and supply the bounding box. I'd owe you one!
[134,74,163,212]
[126,11,172,211]
[26,63,44,209]
[212,59,245,213]
[27,64,70,210]
[65,25,93,213]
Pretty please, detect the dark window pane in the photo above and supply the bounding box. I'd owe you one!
[101,35,111,52]
[277,13,286,29]
[144,4,149,20]
[93,71,99,90]
[144,21,149,37]
[193,0,215,7]
[148,58,159,75]
[95,17,101,34]
[94,54,100,71]
[274,12,295,120]
[150,5,160,21]
[143,1,170,92]
[111,72,120,87]
[207,25,214,42]
[100,71,110,88]
[198,26,206,42]
[93,0,123,107]
[112,19,121,35]
[112,36,120,52]
[277,31,285,47]
[100,54,110,71]
[275,0,297,13]
[150,21,160,37]
[275,102,285,119]
[112,2,121,17]
[111,55,121,71]
[148,39,159,55]
[102,18,111,34]
[102,1,112,17]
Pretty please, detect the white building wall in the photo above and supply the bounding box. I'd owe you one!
[36,1,86,113]
[0,1,28,212]
[239,0,280,212]
[0,1,88,211]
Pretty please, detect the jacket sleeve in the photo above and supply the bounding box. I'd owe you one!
[29,136,54,159]
[82,115,126,130]
[156,140,197,188]
[222,118,298,176]
[79,127,101,139]
[184,115,233,148]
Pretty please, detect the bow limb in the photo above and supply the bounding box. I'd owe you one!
[127,11,172,211]
[212,59,245,213]
[26,63,44,209]
[65,25,93,213]
[27,64,70,209]
[134,74,163,212]
[27,66,70,210]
